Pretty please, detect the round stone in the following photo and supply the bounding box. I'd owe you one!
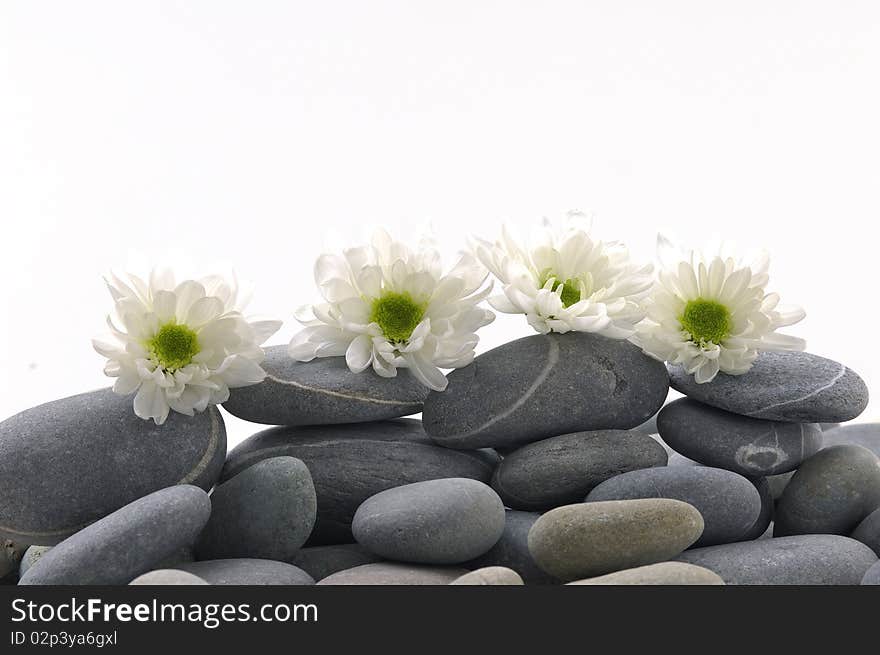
[567,562,724,585]
[862,561,880,585]
[852,508,880,557]
[290,544,384,582]
[450,566,523,585]
[20,486,211,585]
[465,510,559,585]
[18,546,51,579]
[317,563,468,585]
[177,559,315,585]
[196,456,316,561]
[586,466,761,547]
[222,420,497,545]
[821,423,880,457]
[352,478,505,564]
[677,535,878,585]
[491,430,667,511]
[657,398,823,476]
[0,389,225,546]
[668,351,868,423]
[129,569,208,585]
[423,332,669,449]
[223,346,427,426]
[527,499,704,581]
[775,445,880,536]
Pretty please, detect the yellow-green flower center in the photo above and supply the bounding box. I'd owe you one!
[557,279,582,308]
[148,323,200,371]
[370,292,426,343]
[679,299,732,345]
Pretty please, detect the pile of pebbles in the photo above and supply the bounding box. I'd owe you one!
[2,332,879,586]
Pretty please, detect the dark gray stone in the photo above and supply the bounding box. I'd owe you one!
[317,563,467,585]
[852,508,880,557]
[465,510,559,585]
[19,486,211,585]
[742,477,774,541]
[223,346,427,425]
[2,540,25,579]
[177,559,315,585]
[0,389,225,546]
[586,466,761,547]
[423,332,669,449]
[821,423,880,457]
[290,544,383,582]
[767,471,796,501]
[862,561,880,585]
[669,351,868,423]
[196,457,316,561]
[352,478,505,564]
[492,430,667,511]
[129,569,208,585]
[657,398,823,476]
[222,420,497,545]
[775,445,880,536]
[677,535,878,585]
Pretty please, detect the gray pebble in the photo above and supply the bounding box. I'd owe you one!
[850,507,880,557]
[18,546,51,579]
[862,561,880,585]
[766,470,796,501]
[742,476,774,541]
[318,563,468,585]
[129,569,208,585]
[450,566,523,585]
[2,540,26,579]
[567,561,724,585]
[465,510,559,585]
[290,544,383,582]
[177,559,314,585]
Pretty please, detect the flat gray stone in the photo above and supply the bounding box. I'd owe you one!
[18,546,50,579]
[0,389,225,546]
[423,332,669,449]
[465,510,559,585]
[821,423,880,457]
[222,420,497,544]
[317,563,468,585]
[353,478,505,564]
[527,499,704,581]
[290,544,383,582]
[129,569,208,585]
[492,430,667,511]
[862,561,880,585]
[852,508,880,557]
[450,566,523,585]
[586,467,761,547]
[775,445,880,536]
[20,486,211,585]
[223,346,427,425]
[677,535,878,585]
[657,398,823,476]
[177,559,315,585]
[196,457,316,561]
[568,562,724,585]
[669,351,868,423]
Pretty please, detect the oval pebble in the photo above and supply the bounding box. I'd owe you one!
[450,566,523,585]
[492,430,667,511]
[223,346,427,425]
[423,332,669,449]
[862,561,880,585]
[567,562,724,585]
[465,510,559,585]
[318,563,468,585]
[290,544,384,582]
[177,559,314,585]
[527,499,704,581]
[129,569,208,585]
[852,508,880,557]
[353,478,505,564]
[586,467,761,547]
[821,423,880,457]
[743,476,774,541]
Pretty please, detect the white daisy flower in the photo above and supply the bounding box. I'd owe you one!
[634,235,806,384]
[93,269,282,425]
[471,212,654,338]
[289,228,495,391]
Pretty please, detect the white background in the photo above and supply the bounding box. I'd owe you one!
[2,1,878,447]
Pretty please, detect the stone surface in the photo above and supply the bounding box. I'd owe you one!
[775,445,880,536]
[657,398,823,476]
[743,477,774,541]
[18,546,51,579]
[222,420,497,544]
[492,430,667,511]
[423,332,669,449]
[586,466,761,547]
[290,544,384,582]
[766,471,796,501]
[677,535,878,585]
[465,510,559,585]
[527,499,704,581]
[567,562,724,585]
[450,566,523,585]
[129,569,208,585]
[352,478,505,564]
[196,457,316,561]
[669,351,869,423]
[177,559,315,585]
[0,389,225,546]
[318,563,468,585]
[852,508,880,557]
[862,561,880,585]
[821,423,880,457]
[20,486,211,585]
[223,346,427,425]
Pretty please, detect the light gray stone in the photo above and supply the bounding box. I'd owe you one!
[450,566,523,585]
[289,544,383,582]
[465,510,559,585]
[18,546,51,579]
[177,559,314,585]
[129,569,208,585]
[317,563,468,585]
[821,423,880,457]
[862,561,880,585]
[567,562,724,585]
[852,507,880,557]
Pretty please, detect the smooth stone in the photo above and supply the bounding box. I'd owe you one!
[177,559,314,585]
[20,486,211,585]
[766,471,796,501]
[465,510,559,585]
[492,430,667,511]
[527,499,704,581]
[586,467,761,547]
[155,546,194,568]
[775,445,880,536]
[0,388,225,546]
[290,544,384,582]
[852,508,880,557]
[196,456,316,561]
[821,423,880,457]
[568,562,724,585]
[318,563,468,585]
[129,569,208,585]
[669,351,868,423]
[19,546,51,579]
[352,478,505,564]
[223,346,427,426]
[677,535,878,585]
[222,420,497,544]
[742,477,774,541]
[862,561,880,585]
[2,540,26,579]
[657,398,823,476]
[423,332,669,449]
[450,566,523,585]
